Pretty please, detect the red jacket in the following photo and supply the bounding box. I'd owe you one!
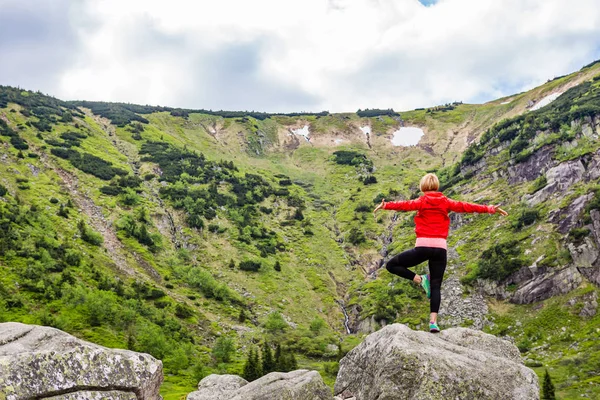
[382,191,496,239]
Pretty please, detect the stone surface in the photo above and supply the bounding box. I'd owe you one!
[510,266,583,304]
[187,374,248,400]
[45,392,137,400]
[579,291,599,317]
[188,370,330,400]
[334,324,539,400]
[507,145,555,184]
[439,276,489,330]
[525,160,585,205]
[0,322,163,400]
[548,193,594,234]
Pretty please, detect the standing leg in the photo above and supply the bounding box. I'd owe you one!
[385,248,429,283]
[428,248,447,324]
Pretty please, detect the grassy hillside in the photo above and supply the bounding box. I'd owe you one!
[0,60,599,399]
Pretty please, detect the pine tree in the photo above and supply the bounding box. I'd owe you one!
[288,352,298,370]
[274,261,281,272]
[242,348,258,381]
[253,347,263,379]
[238,309,247,323]
[274,343,282,370]
[228,259,236,269]
[542,369,555,400]
[262,342,275,374]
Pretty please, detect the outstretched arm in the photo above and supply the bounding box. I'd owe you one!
[447,199,508,215]
[373,198,421,216]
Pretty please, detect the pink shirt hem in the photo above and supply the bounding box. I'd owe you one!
[415,237,447,250]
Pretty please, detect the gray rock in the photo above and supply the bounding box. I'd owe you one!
[187,374,248,400]
[578,267,600,286]
[439,276,489,330]
[189,370,330,400]
[579,292,598,318]
[585,149,600,181]
[525,160,585,205]
[510,266,582,304]
[568,237,599,267]
[507,145,554,184]
[548,193,594,234]
[0,322,162,400]
[334,324,539,400]
[45,392,137,400]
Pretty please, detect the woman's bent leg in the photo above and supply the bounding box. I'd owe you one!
[386,248,429,281]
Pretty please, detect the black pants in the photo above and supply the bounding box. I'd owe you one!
[385,247,447,314]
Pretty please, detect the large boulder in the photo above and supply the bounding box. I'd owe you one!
[187,370,330,400]
[0,322,162,400]
[187,375,248,400]
[334,324,539,400]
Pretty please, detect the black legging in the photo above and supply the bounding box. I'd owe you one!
[385,247,447,314]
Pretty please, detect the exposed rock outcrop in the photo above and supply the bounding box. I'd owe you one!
[548,193,594,234]
[187,370,330,400]
[508,145,554,184]
[334,324,538,400]
[525,159,585,205]
[0,322,162,400]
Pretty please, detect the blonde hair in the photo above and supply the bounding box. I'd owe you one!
[420,173,439,192]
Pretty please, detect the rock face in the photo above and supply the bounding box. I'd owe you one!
[334,324,539,400]
[187,375,248,400]
[0,322,163,400]
[187,370,330,400]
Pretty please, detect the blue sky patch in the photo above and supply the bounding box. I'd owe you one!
[418,0,439,6]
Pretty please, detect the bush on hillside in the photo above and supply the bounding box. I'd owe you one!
[476,240,526,281]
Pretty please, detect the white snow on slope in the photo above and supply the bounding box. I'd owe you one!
[291,125,310,142]
[391,127,424,146]
[531,92,563,111]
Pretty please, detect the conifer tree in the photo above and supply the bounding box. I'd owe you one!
[243,348,261,381]
[253,347,263,379]
[274,261,281,272]
[274,343,282,370]
[262,342,275,374]
[238,309,247,323]
[542,369,555,400]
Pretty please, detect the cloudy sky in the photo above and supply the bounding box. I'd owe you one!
[1,0,600,112]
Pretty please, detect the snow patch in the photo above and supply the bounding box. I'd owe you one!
[391,127,424,147]
[531,92,563,111]
[359,126,371,135]
[334,138,344,144]
[500,100,511,105]
[291,125,310,142]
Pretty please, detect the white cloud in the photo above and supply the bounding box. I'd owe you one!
[4,0,600,112]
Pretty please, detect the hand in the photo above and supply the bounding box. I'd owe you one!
[373,199,385,217]
[493,205,508,216]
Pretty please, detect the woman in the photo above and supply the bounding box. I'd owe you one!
[373,173,508,332]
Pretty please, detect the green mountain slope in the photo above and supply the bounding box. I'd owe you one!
[0,60,599,398]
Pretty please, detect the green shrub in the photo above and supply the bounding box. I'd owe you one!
[513,209,539,230]
[529,176,547,194]
[239,260,262,272]
[568,227,590,245]
[347,227,366,245]
[477,240,526,281]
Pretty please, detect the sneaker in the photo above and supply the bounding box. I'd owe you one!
[429,321,440,333]
[420,274,431,299]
